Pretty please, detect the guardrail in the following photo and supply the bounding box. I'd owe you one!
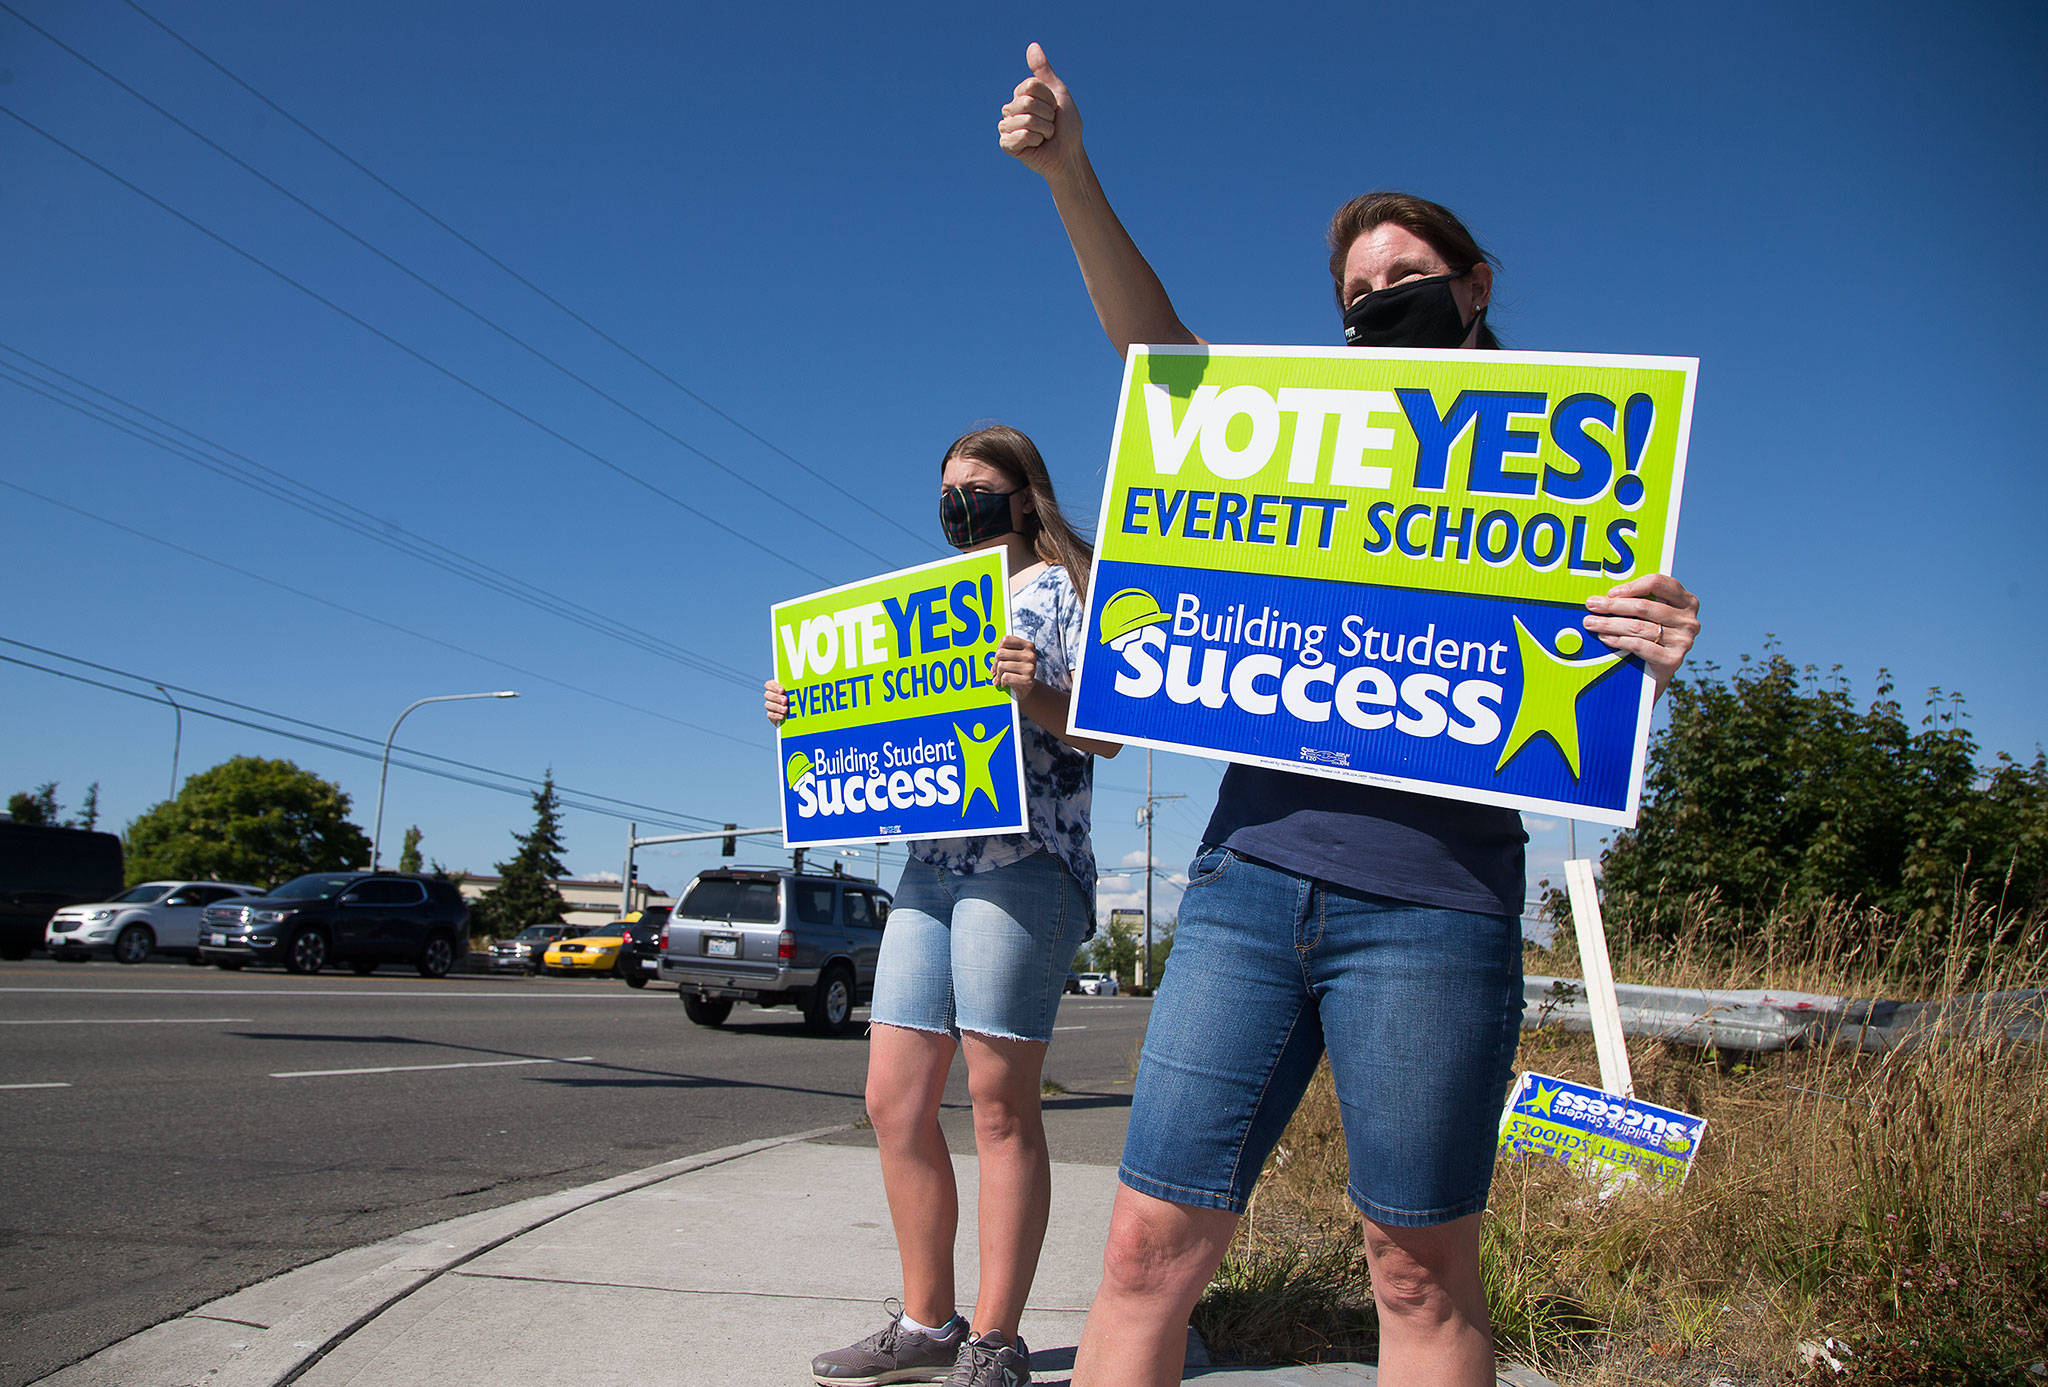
[1524,976,2048,1054]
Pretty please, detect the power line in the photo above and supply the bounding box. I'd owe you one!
[117,0,937,558]
[0,476,756,747]
[0,100,833,585]
[0,347,758,690]
[0,1,897,570]
[0,641,721,833]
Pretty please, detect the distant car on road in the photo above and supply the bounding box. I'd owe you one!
[46,881,262,962]
[1076,972,1119,997]
[618,914,665,987]
[1,821,124,959]
[198,871,469,977]
[543,924,627,977]
[489,923,576,974]
[661,867,890,1036]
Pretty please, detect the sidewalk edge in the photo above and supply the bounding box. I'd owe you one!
[33,1124,855,1387]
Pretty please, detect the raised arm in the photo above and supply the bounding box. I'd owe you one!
[998,43,1202,359]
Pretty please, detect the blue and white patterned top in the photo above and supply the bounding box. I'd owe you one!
[911,563,1097,909]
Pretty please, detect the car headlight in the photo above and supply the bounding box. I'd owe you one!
[253,909,292,923]
[87,908,116,922]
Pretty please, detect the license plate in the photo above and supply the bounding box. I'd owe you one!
[705,936,738,958]
[642,958,660,972]
[209,932,231,945]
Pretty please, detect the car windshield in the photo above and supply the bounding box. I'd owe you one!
[514,926,557,941]
[112,884,173,904]
[270,874,359,901]
[679,878,779,923]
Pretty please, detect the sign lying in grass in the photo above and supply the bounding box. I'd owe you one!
[772,550,1026,849]
[1069,346,1696,826]
[1499,1072,1705,1189]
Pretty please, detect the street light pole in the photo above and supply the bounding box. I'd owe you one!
[152,684,182,802]
[373,691,519,869]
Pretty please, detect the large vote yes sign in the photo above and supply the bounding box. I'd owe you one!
[1069,345,1697,826]
[773,549,1027,849]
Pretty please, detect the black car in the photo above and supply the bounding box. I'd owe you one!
[0,821,124,960]
[619,916,666,987]
[198,871,469,977]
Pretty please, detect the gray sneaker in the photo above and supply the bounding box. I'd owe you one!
[942,1329,1030,1387]
[812,1300,967,1386]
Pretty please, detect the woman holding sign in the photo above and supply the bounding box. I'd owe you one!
[767,423,1117,1387]
[998,44,1702,1387]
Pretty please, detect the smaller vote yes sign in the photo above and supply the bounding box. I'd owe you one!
[773,549,1027,850]
[1069,345,1697,825]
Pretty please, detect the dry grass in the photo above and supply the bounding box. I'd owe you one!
[1191,897,2048,1386]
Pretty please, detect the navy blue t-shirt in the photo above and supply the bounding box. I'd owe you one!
[1203,765,1526,917]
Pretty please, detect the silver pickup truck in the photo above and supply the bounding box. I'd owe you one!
[661,867,890,1036]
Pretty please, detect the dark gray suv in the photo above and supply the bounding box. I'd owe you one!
[660,868,890,1036]
[198,871,469,977]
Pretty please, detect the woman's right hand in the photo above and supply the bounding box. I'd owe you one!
[763,679,788,726]
[999,42,1084,181]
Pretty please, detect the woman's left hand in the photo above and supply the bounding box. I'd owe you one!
[991,634,1038,696]
[1584,573,1701,698]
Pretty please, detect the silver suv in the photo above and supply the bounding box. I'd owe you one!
[46,881,263,963]
[661,867,890,1036]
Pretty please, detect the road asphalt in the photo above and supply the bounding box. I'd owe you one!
[33,1092,1558,1387]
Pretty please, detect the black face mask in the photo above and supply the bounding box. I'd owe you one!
[940,486,1016,548]
[1341,271,1481,349]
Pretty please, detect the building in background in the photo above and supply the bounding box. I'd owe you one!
[454,875,671,930]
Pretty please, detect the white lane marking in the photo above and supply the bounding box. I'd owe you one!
[1053,1025,1089,1031]
[0,1017,253,1025]
[1,1082,72,1090]
[0,988,646,999]
[271,1056,596,1079]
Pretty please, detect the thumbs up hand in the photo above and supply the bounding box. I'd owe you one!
[999,42,1083,180]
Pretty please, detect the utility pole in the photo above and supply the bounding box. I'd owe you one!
[1134,749,1184,991]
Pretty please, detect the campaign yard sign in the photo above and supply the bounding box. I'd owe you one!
[1498,1072,1706,1190]
[773,549,1027,850]
[1070,346,1696,825]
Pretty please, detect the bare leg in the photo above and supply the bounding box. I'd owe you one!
[1072,1185,1239,1387]
[1361,1212,1494,1387]
[866,1023,961,1328]
[957,1031,1052,1339]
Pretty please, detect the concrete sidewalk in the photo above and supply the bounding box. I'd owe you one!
[36,1112,1554,1387]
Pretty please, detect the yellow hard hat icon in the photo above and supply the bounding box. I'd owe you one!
[784,751,814,788]
[1099,587,1169,644]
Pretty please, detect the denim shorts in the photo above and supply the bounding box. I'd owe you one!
[1120,845,1525,1227]
[870,848,1088,1044]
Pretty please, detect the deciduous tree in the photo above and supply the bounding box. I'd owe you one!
[1600,650,2047,960]
[123,757,370,886]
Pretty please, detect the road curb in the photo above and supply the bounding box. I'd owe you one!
[32,1124,855,1387]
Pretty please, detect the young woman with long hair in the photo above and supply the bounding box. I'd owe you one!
[767,422,1117,1387]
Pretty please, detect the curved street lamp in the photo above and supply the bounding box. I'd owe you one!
[152,684,183,803]
[372,691,519,869]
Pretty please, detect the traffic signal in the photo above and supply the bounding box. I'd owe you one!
[722,822,737,857]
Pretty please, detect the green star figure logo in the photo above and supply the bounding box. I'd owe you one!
[953,720,1012,817]
[1527,1081,1562,1118]
[1495,619,1627,779]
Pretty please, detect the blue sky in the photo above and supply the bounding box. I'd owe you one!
[4,1,2044,920]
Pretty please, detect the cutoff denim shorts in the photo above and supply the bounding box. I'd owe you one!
[1119,844,1525,1227]
[870,848,1088,1045]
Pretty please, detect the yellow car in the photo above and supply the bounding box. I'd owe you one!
[541,924,628,977]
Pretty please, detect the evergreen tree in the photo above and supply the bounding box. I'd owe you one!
[470,773,569,938]
[7,782,61,826]
[398,825,425,874]
[76,782,99,831]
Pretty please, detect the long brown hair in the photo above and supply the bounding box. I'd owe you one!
[1326,191,1503,349]
[941,423,1093,592]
